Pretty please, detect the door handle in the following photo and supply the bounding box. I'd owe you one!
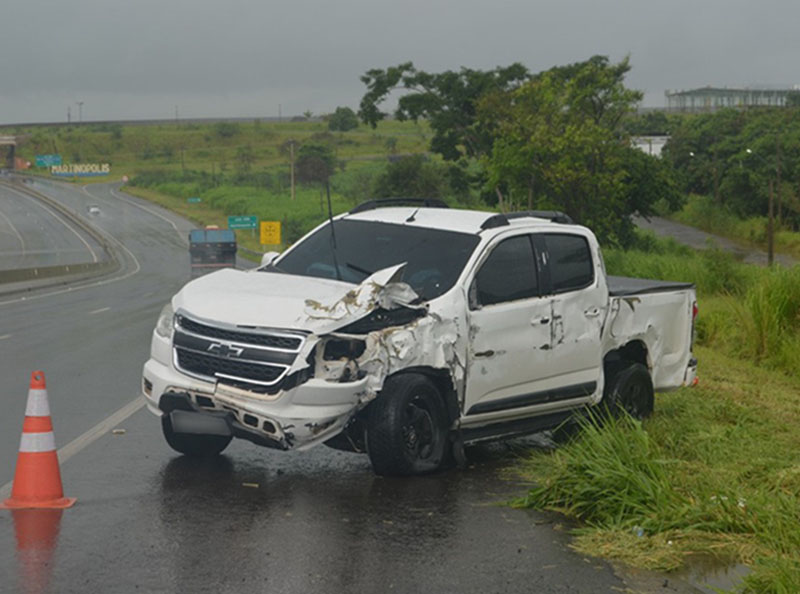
[474,350,495,358]
[531,316,550,325]
[584,308,601,318]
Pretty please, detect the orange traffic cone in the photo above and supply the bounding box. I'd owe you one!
[1,371,76,509]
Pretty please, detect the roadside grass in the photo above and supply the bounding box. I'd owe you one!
[519,239,800,591]
[10,119,430,182]
[517,346,800,592]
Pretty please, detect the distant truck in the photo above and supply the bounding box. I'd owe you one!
[188,228,237,278]
[145,201,697,476]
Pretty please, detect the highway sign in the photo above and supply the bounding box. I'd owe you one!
[260,221,281,245]
[35,154,62,167]
[228,215,257,230]
[187,197,202,203]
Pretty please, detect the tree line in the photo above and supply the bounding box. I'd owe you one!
[358,57,800,244]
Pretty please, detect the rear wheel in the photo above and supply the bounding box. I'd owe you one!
[366,374,449,476]
[161,414,232,457]
[602,362,654,419]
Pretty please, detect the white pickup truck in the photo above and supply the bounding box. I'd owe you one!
[142,201,697,475]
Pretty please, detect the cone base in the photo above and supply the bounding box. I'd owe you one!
[0,497,76,510]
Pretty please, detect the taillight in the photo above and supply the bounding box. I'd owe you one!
[692,302,699,321]
[691,301,698,347]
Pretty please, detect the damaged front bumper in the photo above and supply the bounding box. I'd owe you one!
[142,356,370,451]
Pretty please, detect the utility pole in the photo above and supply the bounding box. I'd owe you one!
[76,101,84,124]
[768,179,774,266]
[67,106,71,124]
[776,133,782,224]
[278,104,282,122]
[290,140,295,201]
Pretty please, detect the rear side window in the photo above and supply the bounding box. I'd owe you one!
[544,234,594,293]
[474,236,538,306]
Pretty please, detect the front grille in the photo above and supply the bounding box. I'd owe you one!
[176,315,303,351]
[173,313,305,393]
[176,349,286,384]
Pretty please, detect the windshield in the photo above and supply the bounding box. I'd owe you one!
[274,219,480,300]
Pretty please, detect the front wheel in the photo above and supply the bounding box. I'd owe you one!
[602,362,654,420]
[161,414,232,457]
[366,374,449,476]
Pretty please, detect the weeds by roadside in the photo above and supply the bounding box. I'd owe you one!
[519,236,800,592]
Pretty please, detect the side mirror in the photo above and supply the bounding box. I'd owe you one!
[260,251,280,267]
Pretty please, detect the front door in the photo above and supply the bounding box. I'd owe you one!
[464,234,553,417]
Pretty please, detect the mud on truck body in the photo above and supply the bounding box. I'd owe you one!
[142,200,698,475]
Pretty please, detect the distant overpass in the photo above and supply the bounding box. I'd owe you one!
[0,135,16,169]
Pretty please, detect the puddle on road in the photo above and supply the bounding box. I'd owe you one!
[676,554,751,593]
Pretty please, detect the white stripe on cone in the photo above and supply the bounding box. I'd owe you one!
[24,389,51,417]
[19,432,56,453]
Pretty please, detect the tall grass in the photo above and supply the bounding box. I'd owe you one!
[521,236,800,591]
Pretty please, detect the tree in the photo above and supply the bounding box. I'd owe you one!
[373,155,449,199]
[328,106,359,132]
[296,143,335,184]
[481,56,655,246]
[359,62,530,161]
[296,143,336,212]
[235,144,255,174]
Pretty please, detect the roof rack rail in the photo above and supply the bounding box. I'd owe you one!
[507,210,574,224]
[480,210,573,230]
[349,197,449,214]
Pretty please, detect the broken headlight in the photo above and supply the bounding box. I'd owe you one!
[337,307,425,334]
[322,338,366,361]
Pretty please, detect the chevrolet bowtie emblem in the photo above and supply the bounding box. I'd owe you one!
[207,342,244,358]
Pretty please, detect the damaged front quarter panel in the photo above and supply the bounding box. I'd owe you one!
[307,263,465,407]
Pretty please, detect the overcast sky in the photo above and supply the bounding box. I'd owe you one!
[2,0,799,125]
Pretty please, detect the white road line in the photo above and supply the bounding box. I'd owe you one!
[0,333,12,340]
[0,205,26,253]
[0,396,146,499]
[89,306,111,314]
[5,184,99,263]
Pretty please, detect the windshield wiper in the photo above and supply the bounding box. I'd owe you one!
[345,261,373,279]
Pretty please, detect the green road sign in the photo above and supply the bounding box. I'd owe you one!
[187,197,202,203]
[35,154,62,167]
[228,215,258,229]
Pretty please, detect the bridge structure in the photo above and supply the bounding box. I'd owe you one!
[0,135,16,169]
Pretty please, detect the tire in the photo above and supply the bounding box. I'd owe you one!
[161,414,232,457]
[366,374,449,476]
[602,362,654,420]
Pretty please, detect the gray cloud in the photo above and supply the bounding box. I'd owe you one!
[3,0,799,123]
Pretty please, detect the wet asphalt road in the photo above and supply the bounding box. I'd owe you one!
[1,411,631,594]
[0,181,645,594]
[635,215,796,266]
[0,181,105,270]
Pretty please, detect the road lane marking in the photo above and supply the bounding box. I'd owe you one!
[0,333,12,340]
[0,396,146,499]
[89,306,111,315]
[5,184,99,263]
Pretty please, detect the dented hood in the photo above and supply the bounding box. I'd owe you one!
[173,264,420,334]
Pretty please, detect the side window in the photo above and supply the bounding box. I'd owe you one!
[544,234,594,294]
[474,236,538,306]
